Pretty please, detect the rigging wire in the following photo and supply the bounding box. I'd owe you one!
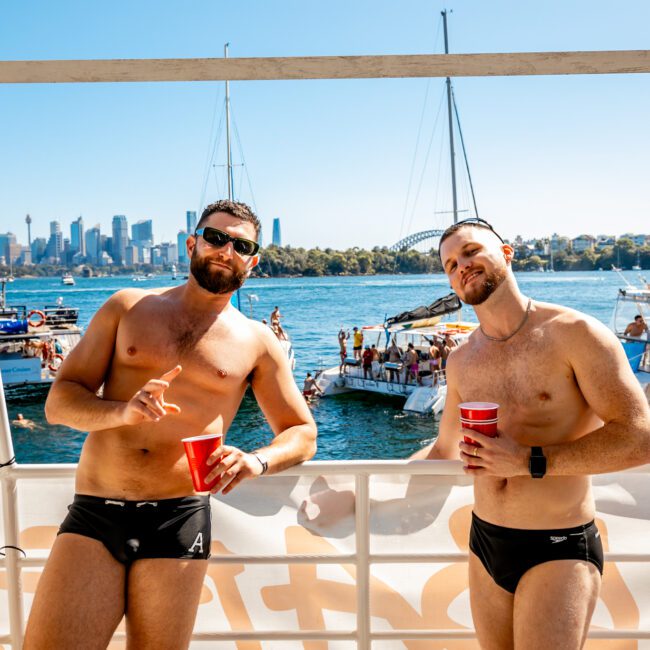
[404,88,446,238]
[398,15,443,241]
[432,117,449,229]
[231,109,259,215]
[452,88,480,219]
[399,79,431,240]
[198,86,225,213]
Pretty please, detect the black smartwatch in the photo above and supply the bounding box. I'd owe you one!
[529,446,546,479]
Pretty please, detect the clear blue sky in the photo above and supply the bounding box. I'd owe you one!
[1,0,649,250]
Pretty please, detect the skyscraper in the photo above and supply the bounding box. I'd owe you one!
[111,215,128,265]
[45,221,63,262]
[85,227,101,264]
[177,231,189,264]
[31,238,47,264]
[272,218,282,247]
[186,211,197,234]
[71,216,85,256]
[131,219,153,246]
[0,233,17,265]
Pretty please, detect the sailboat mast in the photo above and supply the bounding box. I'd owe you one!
[224,43,234,201]
[442,10,458,224]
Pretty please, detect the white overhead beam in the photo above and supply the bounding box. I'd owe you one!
[0,51,649,84]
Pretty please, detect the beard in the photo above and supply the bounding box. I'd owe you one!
[190,250,248,294]
[462,267,507,305]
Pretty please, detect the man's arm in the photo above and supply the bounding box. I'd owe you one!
[45,290,181,431]
[410,353,463,460]
[462,316,650,476]
[205,323,317,494]
[249,326,317,468]
[545,317,650,474]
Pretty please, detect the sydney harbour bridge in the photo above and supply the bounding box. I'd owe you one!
[389,229,446,252]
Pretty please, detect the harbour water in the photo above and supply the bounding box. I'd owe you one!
[3,270,640,464]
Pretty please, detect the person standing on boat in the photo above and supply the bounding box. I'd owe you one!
[352,326,364,360]
[428,338,442,386]
[412,218,650,650]
[362,345,373,379]
[370,344,381,379]
[386,338,402,383]
[24,200,317,650]
[270,305,287,340]
[338,327,349,375]
[403,343,419,385]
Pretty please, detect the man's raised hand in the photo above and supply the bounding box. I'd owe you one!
[122,365,183,425]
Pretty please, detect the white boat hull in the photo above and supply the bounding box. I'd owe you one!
[316,365,446,414]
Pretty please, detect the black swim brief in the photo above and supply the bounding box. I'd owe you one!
[58,494,211,564]
[469,512,603,594]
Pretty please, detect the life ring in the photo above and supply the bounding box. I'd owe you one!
[27,310,46,328]
[48,354,64,372]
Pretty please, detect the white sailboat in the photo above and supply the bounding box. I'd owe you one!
[316,11,480,414]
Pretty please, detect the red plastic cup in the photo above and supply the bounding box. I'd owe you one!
[459,402,499,468]
[459,402,499,422]
[182,433,223,492]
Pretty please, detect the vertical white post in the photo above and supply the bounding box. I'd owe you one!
[0,374,25,649]
[355,473,370,649]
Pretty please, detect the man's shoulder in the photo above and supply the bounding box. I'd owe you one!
[105,287,174,313]
[535,300,614,348]
[535,301,600,330]
[244,316,280,345]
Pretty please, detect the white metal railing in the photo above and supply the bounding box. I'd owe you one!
[2,383,650,648]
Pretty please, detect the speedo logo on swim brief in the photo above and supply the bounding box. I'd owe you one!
[549,536,567,544]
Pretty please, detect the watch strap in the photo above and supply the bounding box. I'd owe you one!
[529,446,546,479]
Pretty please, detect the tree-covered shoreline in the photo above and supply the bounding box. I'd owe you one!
[2,240,648,278]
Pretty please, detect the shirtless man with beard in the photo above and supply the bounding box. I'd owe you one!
[412,218,650,649]
[24,200,317,650]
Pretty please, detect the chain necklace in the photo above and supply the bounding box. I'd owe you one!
[480,298,532,342]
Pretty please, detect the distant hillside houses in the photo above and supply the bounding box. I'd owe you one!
[508,232,649,259]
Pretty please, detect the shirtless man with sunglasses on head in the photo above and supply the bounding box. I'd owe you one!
[412,218,650,649]
[25,200,317,650]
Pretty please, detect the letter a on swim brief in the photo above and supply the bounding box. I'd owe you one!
[188,532,204,554]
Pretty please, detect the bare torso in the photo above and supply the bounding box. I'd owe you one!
[450,303,602,528]
[76,288,262,500]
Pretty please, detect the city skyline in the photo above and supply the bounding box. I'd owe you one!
[1,207,647,269]
[1,1,649,248]
[2,209,649,255]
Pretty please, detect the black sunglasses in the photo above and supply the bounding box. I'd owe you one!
[195,227,260,256]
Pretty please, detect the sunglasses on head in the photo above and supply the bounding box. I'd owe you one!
[439,217,505,251]
[195,227,260,256]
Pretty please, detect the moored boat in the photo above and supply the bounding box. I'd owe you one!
[316,293,477,414]
[610,280,650,399]
[0,279,83,388]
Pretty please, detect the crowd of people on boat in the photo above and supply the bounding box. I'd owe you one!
[337,326,458,385]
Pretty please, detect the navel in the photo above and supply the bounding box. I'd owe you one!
[140,448,149,454]
[127,346,137,356]
[538,391,552,401]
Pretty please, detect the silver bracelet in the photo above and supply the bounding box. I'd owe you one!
[253,452,268,475]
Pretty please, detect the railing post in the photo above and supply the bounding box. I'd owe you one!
[0,375,25,649]
[355,472,370,649]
